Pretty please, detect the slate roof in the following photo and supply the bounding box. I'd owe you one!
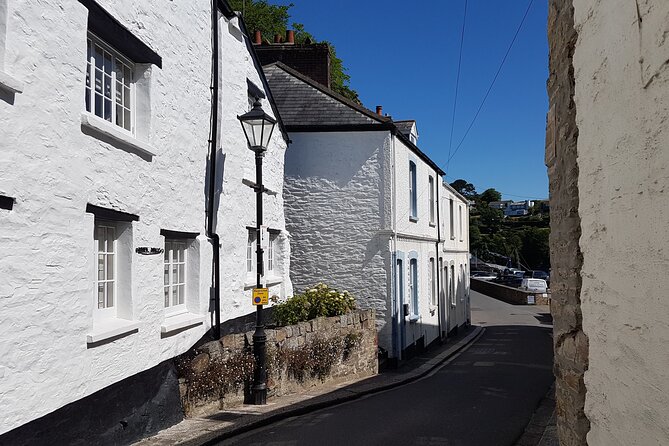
[263,62,391,128]
[264,62,444,176]
[394,120,415,136]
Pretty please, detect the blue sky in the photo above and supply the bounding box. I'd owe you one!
[274,0,549,200]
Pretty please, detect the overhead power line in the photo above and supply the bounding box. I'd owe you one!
[446,0,536,166]
[447,0,468,166]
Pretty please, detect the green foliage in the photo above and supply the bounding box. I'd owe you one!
[479,188,502,204]
[271,283,356,326]
[229,0,291,41]
[229,0,360,103]
[449,179,477,199]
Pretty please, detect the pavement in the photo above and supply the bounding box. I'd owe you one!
[136,291,557,446]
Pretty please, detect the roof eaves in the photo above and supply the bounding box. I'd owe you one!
[393,129,445,176]
[264,61,391,125]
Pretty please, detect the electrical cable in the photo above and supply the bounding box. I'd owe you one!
[447,0,468,167]
[446,0,536,167]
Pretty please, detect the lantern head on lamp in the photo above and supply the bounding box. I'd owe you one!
[237,98,276,152]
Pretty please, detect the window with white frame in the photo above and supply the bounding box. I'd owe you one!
[429,258,436,306]
[247,229,256,274]
[95,222,116,312]
[85,32,134,133]
[409,161,417,220]
[267,231,278,273]
[449,199,455,239]
[459,205,464,241]
[164,240,186,312]
[450,264,456,306]
[409,258,418,317]
[428,176,435,225]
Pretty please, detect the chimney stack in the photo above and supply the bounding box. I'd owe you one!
[274,34,282,43]
[286,30,295,44]
[376,105,383,116]
[254,30,262,45]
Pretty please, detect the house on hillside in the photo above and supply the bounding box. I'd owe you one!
[0,1,290,444]
[262,59,471,361]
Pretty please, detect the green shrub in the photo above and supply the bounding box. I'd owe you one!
[271,283,356,326]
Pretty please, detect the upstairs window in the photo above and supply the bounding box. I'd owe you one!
[85,33,134,133]
[267,231,279,273]
[409,161,417,220]
[428,176,435,225]
[449,199,455,239]
[459,205,464,241]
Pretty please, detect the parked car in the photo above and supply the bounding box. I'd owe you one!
[524,270,550,286]
[520,278,548,293]
[470,271,497,281]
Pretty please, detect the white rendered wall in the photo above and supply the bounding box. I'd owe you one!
[216,15,292,321]
[572,1,669,444]
[0,1,289,434]
[284,131,392,348]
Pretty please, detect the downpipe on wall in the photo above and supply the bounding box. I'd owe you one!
[207,0,221,339]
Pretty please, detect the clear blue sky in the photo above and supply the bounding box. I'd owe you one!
[274,0,549,200]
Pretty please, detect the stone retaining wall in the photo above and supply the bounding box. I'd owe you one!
[471,278,550,306]
[176,309,377,416]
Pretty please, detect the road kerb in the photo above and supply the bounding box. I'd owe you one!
[191,326,485,446]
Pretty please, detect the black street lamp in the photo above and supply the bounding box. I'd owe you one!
[237,98,276,405]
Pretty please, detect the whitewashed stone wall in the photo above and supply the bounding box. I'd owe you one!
[216,14,292,321]
[0,1,289,435]
[284,131,392,348]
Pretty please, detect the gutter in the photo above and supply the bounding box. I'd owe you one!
[208,0,221,339]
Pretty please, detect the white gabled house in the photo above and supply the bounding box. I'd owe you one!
[263,60,470,361]
[0,1,290,444]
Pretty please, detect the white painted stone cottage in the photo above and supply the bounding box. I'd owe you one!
[0,0,291,443]
[263,61,470,361]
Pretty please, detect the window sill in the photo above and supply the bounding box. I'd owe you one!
[409,216,419,223]
[0,70,24,94]
[81,112,156,158]
[429,222,436,227]
[161,312,204,334]
[408,315,420,323]
[87,318,140,344]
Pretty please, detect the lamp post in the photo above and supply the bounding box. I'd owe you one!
[237,98,276,405]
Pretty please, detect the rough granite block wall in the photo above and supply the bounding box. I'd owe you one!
[546,0,590,444]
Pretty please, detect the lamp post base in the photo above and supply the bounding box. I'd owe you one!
[251,311,267,405]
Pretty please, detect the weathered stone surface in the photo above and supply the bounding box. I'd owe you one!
[190,354,210,375]
[546,1,590,444]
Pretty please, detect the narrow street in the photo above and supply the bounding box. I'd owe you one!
[219,291,554,446]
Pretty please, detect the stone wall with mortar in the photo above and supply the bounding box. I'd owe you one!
[177,309,377,416]
[546,1,590,444]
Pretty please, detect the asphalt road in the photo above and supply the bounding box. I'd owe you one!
[219,292,554,446]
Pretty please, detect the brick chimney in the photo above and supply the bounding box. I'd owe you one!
[255,32,331,88]
[376,106,383,116]
[253,30,262,45]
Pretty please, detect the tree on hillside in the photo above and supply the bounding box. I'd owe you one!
[479,188,502,204]
[230,0,360,103]
[449,179,477,199]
